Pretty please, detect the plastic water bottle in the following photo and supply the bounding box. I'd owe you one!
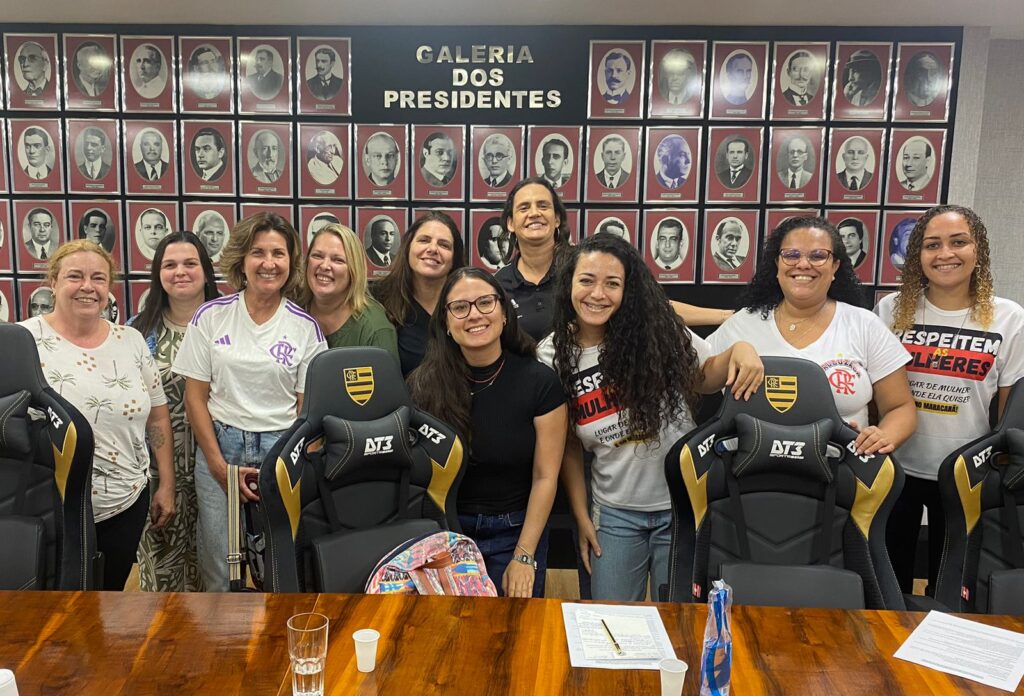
[699,579,733,696]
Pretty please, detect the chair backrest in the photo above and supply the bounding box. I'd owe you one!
[934,378,1024,614]
[665,356,906,610]
[257,347,466,592]
[0,323,96,590]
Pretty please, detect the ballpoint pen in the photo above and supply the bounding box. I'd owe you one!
[600,618,625,656]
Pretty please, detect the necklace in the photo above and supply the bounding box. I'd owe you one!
[777,301,829,333]
[923,296,969,369]
[469,356,506,396]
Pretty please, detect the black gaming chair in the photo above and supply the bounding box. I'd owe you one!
[665,356,906,610]
[0,323,97,590]
[933,378,1024,614]
[256,347,466,593]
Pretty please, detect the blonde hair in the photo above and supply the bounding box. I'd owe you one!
[219,212,301,297]
[46,240,117,287]
[295,224,371,317]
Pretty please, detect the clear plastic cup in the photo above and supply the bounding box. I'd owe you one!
[352,629,380,673]
[287,613,329,696]
[659,657,688,696]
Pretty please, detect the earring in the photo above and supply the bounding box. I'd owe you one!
[502,318,507,326]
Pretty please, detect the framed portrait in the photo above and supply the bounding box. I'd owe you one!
[299,205,353,254]
[184,202,236,268]
[128,278,151,317]
[893,43,955,122]
[767,126,824,205]
[216,279,237,296]
[69,199,124,272]
[412,124,465,202]
[0,199,12,273]
[120,36,175,113]
[874,289,896,307]
[469,209,510,274]
[105,283,127,324]
[763,208,821,241]
[239,203,293,221]
[643,209,698,284]
[527,126,583,204]
[825,128,886,206]
[648,40,706,119]
[702,209,759,285]
[563,209,581,244]
[709,41,768,120]
[237,37,292,115]
[644,126,700,204]
[588,40,645,120]
[179,36,234,114]
[878,210,927,286]
[7,118,64,194]
[584,126,642,204]
[770,42,830,121]
[0,120,8,193]
[182,120,236,197]
[584,209,640,246]
[470,125,524,203]
[354,124,408,201]
[885,129,946,207]
[63,34,118,111]
[123,120,178,196]
[298,123,351,200]
[825,209,880,285]
[19,279,55,321]
[0,278,14,322]
[239,121,293,199]
[13,199,66,274]
[412,208,465,238]
[705,126,762,205]
[66,119,121,195]
[355,207,408,279]
[4,33,60,110]
[297,37,351,116]
[831,42,893,122]
[126,200,179,273]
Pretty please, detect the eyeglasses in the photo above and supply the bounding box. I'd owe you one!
[779,248,834,266]
[483,153,508,163]
[446,294,500,319]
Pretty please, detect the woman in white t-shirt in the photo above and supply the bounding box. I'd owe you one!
[876,205,1024,594]
[173,213,326,591]
[19,240,175,590]
[537,235,762,601]
[709,216,916,455]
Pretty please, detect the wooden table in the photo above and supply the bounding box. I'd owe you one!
[0,590,1021,695]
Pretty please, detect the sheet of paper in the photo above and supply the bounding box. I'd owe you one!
[562,603,677,670]
[894,610,1024,692]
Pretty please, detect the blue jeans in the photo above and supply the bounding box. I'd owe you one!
[590,503,672,602]
[194,421,284,592]
[458,510,550,598]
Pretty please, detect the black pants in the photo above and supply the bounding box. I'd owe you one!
[886,475,944,595]
[95,490,150,591]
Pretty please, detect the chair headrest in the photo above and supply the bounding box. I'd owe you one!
[0,324,48,398]
[300,347,410,423]
[321,406,413,479]
[732,414,836,484]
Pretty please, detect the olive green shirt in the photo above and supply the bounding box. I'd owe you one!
[324,299,400,365]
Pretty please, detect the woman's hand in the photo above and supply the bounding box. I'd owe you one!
[237,466,261,502]
[149,481,176,529]
[576,515,602,575]
[503,557,536,598]
[851,423,896,455]
[726,342,763,401]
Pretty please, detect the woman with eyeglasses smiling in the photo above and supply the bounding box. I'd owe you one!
[408,267,567,599]
[709,216,916,456]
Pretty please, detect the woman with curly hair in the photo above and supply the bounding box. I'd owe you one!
[537,235,761,601]
[876,205,1024,594]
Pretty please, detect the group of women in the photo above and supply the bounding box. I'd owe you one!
[18,180,1021,601]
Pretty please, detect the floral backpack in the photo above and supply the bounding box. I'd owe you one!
[365,530,498,596]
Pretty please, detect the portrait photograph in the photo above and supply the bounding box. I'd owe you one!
[184,203,235,265]
[702,209,759,285]
[588,40,645,120]
[469,210,511,274]
[585,209,639,245]
[63,34,118,111]
[470,125,523,203]
[763,209,821,241]
[770,42,830,121]
[584,126,642,204]
[127,200,179,272]
[298,37,351,116]
[648,40,706,119]
[102,286,125,324]
[886,129,946,207]
[66,118,121,195]
[120,36,175,113]
[237,37,292,115]
[182,120,237,197]
[355,207,408,279]
[180,36,234,114]
[240,121,293,198]
[643,209,698,284]
[8,118,64,195]
[710,41,768,120]
[299,205,353,253]
[69,199,123,272]
[128,279,151,317]
[644,126,700,204]
[831,42,892,122]
[825,128,885,206]
[878,210,926,286]
[0,121,7,193]
[767,126,824,205]
[0,279,13,322]
[563,208,581,245]
[705,126,763,204]
[826,209,879,285]
[354,124,408,201]
[893,43,955,122]
[19,280,55,320]
[0,199,12,273]
[240,203,293,221]
[123,120,178,196]
[527,125,583,204]
[412,124,465,203]
[14,199,66,273]
[4,34,60,110]
[298,123,351,199]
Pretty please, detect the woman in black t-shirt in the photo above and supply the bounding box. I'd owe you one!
[408,267,567,598]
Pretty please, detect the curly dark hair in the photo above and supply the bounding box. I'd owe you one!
[740,216,865,318]
[550,235,701,446]
[500,177,573,260]
[407,267,535,443]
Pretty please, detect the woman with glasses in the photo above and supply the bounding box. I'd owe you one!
[408,268,567,599]
[709,216,916,456]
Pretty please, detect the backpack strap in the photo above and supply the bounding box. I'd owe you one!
[226,463,245,591]
[310,449,343,534]
[720,446,752,561]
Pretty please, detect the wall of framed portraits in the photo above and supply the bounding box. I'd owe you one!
[0,23,961,323]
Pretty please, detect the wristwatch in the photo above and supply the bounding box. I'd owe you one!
[512,553,538,570]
